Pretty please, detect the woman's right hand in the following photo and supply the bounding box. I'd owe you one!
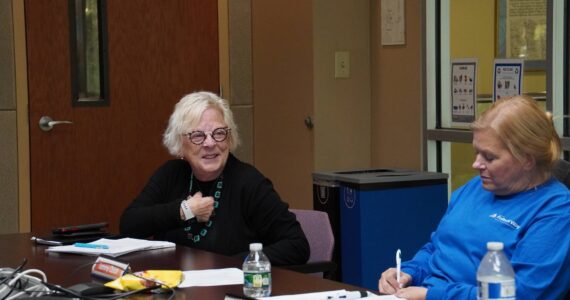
[187,192,214,222]
[378,267,412,295]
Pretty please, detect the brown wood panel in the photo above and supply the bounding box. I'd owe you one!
[27,0,219,232]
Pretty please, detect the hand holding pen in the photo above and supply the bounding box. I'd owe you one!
[378,249,411,295]
[396,249,402,288]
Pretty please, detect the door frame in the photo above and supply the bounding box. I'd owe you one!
[14,0,231,233]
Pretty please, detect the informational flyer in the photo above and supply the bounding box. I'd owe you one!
[451,59,477,127]
[493,59,524,101]
[505,0,546,60]
[381,0,405,45]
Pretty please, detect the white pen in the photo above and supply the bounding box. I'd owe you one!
[396,249,402,288]
[31,236,62,246]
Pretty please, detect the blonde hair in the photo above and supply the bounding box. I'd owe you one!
[163,91,240,156]
[471,95,561,178]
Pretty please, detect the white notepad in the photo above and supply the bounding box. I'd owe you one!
[45,238,175,257]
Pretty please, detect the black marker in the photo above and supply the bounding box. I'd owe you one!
[225,292,258,300]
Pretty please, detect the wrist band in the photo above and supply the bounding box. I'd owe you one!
[181,200,195,221]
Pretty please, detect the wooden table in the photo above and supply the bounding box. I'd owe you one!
[0,233,368,299]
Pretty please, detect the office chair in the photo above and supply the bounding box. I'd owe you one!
[281,209,337,279]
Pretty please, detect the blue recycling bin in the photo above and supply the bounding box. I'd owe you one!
[337,169,448,290]
[313,168,424,282]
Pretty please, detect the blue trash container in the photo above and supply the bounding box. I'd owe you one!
[313,168,409,281]
[336,169,448,290]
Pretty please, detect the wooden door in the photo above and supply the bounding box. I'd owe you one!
[252,0,314,209]
[26,0,219,232]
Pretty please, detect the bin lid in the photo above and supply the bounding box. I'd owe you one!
[333,169,448,185]
[313,168,407,181]
[312,171,340,182]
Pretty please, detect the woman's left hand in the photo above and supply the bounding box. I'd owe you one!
[395,286,427,300]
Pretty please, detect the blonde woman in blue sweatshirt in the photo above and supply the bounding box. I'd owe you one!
[379,95,570,300]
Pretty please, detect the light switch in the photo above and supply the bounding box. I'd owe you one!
[335,51,350,79]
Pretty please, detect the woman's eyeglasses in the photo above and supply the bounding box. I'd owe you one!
[185,127,230,145]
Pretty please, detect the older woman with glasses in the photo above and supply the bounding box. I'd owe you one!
[120,91,309,266]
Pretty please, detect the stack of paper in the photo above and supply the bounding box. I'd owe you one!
[45,238,175,257]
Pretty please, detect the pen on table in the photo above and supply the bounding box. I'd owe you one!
[396,249,402,288]
[74,242,109,249]
[30,236,62,246]
[326,291,371,299]
[224,292,258,300]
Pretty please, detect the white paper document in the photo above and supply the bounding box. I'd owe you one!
[45,238,175,257]
[259,289,404,300]
[179,268,243,288]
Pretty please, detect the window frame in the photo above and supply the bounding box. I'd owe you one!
[423,0,568,189]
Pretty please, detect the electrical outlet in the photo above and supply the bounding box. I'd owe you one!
[335,51,350,79]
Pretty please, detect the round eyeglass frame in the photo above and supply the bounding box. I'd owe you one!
[184,127,231,145]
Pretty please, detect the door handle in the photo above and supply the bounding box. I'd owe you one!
[304,116,314,129]
[39,116,73,132]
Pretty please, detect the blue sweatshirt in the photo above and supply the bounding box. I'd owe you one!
[401,176,570,300]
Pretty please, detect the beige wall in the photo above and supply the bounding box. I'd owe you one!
[370,0,423,170]
[313,0,371,171]
[0,0,19,234]
[225,0,254,164]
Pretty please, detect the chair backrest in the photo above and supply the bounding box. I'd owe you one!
[289,209,334,263]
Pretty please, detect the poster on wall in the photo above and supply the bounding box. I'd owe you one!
[451,59,477,127]
[493,59,524,102]
[381,0,405,45]
[505,0,546,61]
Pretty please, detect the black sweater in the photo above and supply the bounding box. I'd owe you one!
[120,154,309,266]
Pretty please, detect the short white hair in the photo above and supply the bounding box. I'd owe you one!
[163,91,240,156]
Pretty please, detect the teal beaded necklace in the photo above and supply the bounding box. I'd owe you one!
[184,172,223,243]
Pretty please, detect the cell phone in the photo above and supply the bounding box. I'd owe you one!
[52,222,108,234]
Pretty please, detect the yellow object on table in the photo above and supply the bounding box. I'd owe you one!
[105,270,183,291]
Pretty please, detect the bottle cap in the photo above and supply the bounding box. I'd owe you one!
[487,241,504,251]
[249,243,262,251]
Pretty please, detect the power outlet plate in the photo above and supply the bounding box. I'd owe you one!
[334,51,350,79]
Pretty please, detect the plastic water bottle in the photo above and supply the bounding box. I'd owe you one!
[243,243,271,297]
[477,241,516,300]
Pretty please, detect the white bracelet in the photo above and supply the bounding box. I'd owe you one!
[180,200,195,221]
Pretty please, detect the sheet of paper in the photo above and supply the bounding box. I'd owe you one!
[259,290,404,300]
[179,268,243,288]
[45,238,175,257]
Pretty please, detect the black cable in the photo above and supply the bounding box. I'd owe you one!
[0,259,27,286]
[63,261,95,283]
[0,284,15,300]
[42,281,159,300]
[0,259,29,300]
[1,277,46,300]
[166,288,176,300]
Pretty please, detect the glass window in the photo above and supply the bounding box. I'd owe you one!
[69,0,109,106]
[425,0,566,194]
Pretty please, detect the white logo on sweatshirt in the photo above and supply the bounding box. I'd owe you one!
[489,213,520,229]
